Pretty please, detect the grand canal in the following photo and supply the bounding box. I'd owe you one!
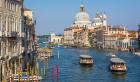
[38,43,140,82]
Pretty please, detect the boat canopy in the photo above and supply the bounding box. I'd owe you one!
[110,58,125,63]
[80,55,92,58]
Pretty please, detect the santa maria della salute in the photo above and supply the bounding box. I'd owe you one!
[73,3,107,29]
[64,3,108,48]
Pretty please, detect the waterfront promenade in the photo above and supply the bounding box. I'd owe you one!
[38,45,140,82]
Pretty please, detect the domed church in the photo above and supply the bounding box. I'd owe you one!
[64,3,107,47]
[73,4,92,28]
[73,3,107,28]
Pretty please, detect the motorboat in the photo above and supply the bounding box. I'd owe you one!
[109,58,127,72]
[80,55,93,65]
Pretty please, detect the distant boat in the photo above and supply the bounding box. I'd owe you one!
[108,53,117,58]
[42,42,46,43]
[109,58,127,72]
[134,52,140,56]
[63,46,68,48]
[111,54,117,58]
[80,55,93,65]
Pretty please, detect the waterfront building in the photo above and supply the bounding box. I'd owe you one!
[64,26,82,46]
[23,8,36,69]
[95,26,106,48]
[96,25,128,49]
[116,30,138,51]
[73,27,95,48]
[0,0,24,81]
[49,33,64,44]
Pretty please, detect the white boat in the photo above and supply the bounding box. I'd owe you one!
[108,53,117,58]
[111,54,117,58]
[42,42,46,43]
[134,52,140,56]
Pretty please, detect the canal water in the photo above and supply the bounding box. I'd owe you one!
[38,40,140,82]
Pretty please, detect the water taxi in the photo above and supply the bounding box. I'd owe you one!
[80,55,93,65]
[109,58,127,72]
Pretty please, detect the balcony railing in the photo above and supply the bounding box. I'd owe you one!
[18,32,25,37]
[7,31,18,37]
[8,52,19,60]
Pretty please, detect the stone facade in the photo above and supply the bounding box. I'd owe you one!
[0,0,24,81]
[23,8,36,70]
[64,27,80,46]
[95,25,126,48]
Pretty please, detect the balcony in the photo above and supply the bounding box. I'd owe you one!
[0,31,7,37]
[18,32,25,37]
[7,31,18,37]
[8,52,19,60]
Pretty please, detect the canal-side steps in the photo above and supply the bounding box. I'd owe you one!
[13,74,43,81]
[80,55,93,65]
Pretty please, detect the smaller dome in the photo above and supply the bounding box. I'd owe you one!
[93,17,102,23]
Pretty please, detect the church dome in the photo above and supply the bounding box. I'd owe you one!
[75,12,90,22]
[93,17,102,23]
[74,4,91,26]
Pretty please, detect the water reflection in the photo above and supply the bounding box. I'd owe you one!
[80,65,93,74]
[110,72,126,79]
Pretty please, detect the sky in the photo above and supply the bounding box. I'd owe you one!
[24,0,140,35]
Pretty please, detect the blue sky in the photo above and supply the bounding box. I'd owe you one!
[24,0,140,35]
